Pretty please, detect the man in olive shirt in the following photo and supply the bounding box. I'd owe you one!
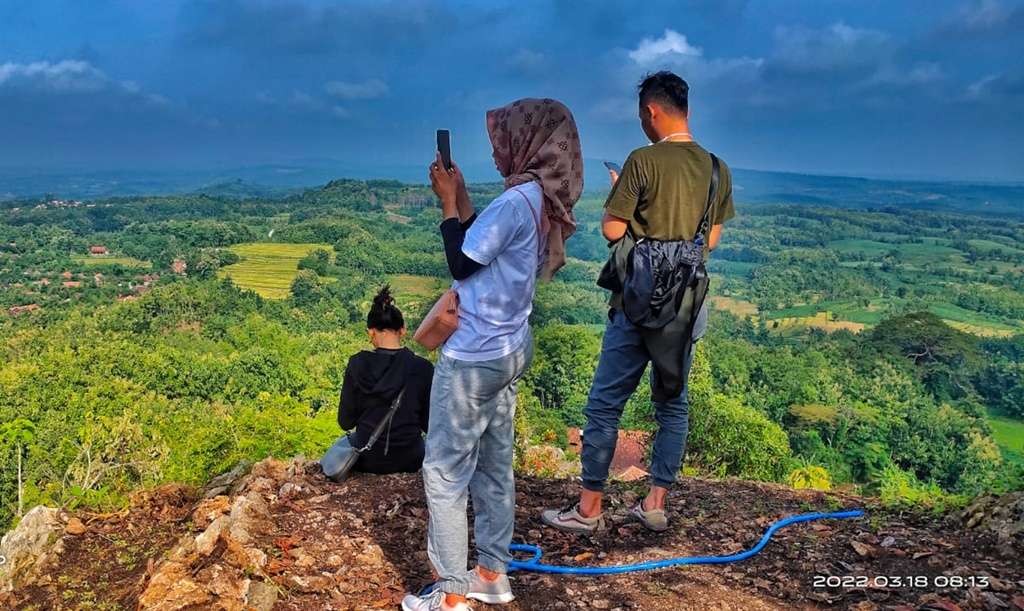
[543,71,734,534]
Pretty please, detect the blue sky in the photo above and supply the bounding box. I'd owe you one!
[1,0,1022,181]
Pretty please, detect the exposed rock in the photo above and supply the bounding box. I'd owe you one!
[959,492,1024,557]
[245,579,278,611]
[192,495,231,529]
[64,517,87,536]
[202,460,252,499]
[137,560,211,610]
[0,506,64,592]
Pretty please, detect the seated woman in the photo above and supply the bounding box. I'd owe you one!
[336,285,433,474]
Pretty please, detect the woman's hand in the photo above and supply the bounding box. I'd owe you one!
[429,152,459,209]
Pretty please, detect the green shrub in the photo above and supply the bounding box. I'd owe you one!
[689,393,793,481]
[876,464,967,512]
[786,464,832,491]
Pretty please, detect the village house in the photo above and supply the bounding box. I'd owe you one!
[62,281,82,289]
[89,245,109,256]
[61,270,73,280]
[171,258,187,275]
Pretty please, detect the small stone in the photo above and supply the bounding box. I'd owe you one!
[591,600,611,610]
[278,482,303,501]
[245,580,278,611]
[64,517,87,536]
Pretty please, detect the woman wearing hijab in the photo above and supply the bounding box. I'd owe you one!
[402,99,582,611]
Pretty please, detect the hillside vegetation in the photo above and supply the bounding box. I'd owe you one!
[1,177,1023,530]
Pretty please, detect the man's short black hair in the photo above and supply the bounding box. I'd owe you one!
[638,71,689,116]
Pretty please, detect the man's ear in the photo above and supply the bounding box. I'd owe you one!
[399,326,407,338]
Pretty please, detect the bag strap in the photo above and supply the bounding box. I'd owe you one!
[512,187,546,258]
[694,153,720,245]
[356,387,406,453]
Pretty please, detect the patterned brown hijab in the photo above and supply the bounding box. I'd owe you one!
[486,98,583,280]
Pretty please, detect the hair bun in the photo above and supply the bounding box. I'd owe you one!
[372,285,395,308]
[367,284,404,331]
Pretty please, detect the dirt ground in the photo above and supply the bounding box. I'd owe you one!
[5,461,1022,610]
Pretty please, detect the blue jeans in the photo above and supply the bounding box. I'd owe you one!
[581,305,706,492]
[422,331,533,595]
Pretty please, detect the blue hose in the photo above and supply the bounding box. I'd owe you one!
[507,509,865,575]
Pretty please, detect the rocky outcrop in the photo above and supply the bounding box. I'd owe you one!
[137,459,290,611]
[0,506,65,593]
[960,491,1024,557]
[5,457,1024,610]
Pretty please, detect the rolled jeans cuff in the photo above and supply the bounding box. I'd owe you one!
[477,556,508,575]
[439,576,471,596]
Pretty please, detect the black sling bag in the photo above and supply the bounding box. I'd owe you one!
[607,153,719,329]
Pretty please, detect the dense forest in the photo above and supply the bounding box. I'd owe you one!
[1,176,1022,528]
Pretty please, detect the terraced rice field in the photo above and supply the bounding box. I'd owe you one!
[218,242,333,299]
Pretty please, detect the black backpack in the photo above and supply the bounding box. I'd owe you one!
[598,153,720,330]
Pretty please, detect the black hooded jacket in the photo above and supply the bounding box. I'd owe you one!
[338,347,433,456]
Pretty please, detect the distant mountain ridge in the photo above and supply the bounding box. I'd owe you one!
[1,161,1022,219]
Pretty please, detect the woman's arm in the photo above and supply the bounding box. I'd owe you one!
[453,165,476,224]
[440,219,485,280]
[338,364,360,430]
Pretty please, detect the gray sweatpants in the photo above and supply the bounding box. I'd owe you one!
[422,332,533,596]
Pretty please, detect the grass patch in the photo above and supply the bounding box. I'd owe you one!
[71,255,151,269]
[828,238,962,264]
[387,274,446,312]
[710,295,759,318]
[218,242,333,299]
[768,311,865,333]
[988,413,1024,466]
[927,302,1021,335]
[968,239,1024,256]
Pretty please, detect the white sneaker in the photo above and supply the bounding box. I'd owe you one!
[467,569,515,604]
[401,588,473,611]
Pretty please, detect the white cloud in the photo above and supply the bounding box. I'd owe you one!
[966,71,1024,100]
[772,22,890,73]
[332,105,351,119]
[324,78,389,100]
[0,59,172,106]
[506,49,546,75]
[628,29,703,64]
[962,0,1014,30]
[0,60,110,93]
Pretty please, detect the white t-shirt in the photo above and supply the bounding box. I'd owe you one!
[442,181,544,362]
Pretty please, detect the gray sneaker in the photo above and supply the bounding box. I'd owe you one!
[630,501,669,532]
[541,503,605,534]
[401,589,472,611]
[468,569,514,604]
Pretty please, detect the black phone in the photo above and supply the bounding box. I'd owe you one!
[436,129,452,170]
[603,161,622,174]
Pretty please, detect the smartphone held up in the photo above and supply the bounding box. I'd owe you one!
[436,129,452,171]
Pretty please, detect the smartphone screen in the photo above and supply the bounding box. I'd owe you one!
[603,161,622,174]
[437,129,452,170]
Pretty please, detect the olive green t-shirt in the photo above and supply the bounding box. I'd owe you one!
[605,141,735,240]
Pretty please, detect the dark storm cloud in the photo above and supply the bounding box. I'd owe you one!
[0,0,1021,180]
[176,0,455,56]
